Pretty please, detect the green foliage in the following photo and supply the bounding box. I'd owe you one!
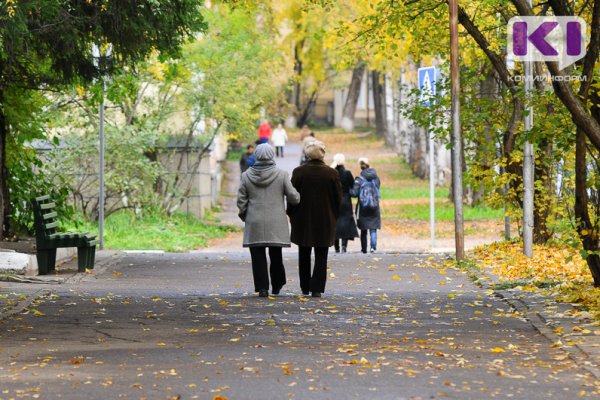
[45,122,162,219]
[186,4,286,141]
[64,209,236,252]
[3,87,71,234]
[42,3,284,221]
[1,1,206,83]
[0,0,207,236]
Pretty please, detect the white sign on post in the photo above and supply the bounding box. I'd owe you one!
[418,67,436,106]
[418,66,437,248]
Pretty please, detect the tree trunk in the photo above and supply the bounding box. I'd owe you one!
[0,94,9,238]
[371,71,387,138]
[575,128,600,286]
[297,90,318,128]
[292,41,303,118]
[341,62,365,132]
[532,139,553,243]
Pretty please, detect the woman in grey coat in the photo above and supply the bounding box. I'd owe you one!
[237,144,300,297]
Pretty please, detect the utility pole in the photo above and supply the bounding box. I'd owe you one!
[92,43,111,250]
[522,0,534,258]
[449,0,464,260]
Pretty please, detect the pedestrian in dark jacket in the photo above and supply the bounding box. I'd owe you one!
[288,141,342,297]
[239,144,255,174]
[351,157,381,254]
[330,153,358,253]
[237,144,300,297]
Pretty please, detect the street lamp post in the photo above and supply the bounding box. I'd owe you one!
[92,44,111,250]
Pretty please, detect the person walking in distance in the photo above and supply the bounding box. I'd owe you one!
[288,141,342,297]
[257,119,272,144]
[271,123,288,158]
[330,153,358,253]
[237,144,300,297]
[239,144,255,174]
[299,125,316,165]
[351,157,381,254]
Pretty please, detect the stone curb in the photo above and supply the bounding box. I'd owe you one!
[493,290,600,380]
[469,267,600,380]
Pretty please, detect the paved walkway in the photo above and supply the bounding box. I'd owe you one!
[1,252,600,399]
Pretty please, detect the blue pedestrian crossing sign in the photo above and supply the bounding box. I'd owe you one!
[418,66,437,107]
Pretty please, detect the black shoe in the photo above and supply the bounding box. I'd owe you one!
[302,291,309,296]
[258,289,269,297]
[311,292,321,298]
[361,249,367,254]
[272,287,282,295]
[342,247,347,253]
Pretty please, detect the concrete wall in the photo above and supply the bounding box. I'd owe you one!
[38,134,227,220]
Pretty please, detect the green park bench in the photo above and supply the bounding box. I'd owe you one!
[31,195,99,275]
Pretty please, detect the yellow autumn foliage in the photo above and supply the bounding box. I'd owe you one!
[471,241,592,284]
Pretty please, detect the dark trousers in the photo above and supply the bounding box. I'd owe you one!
[298,246,329,293]
[249,246,286,292]
[275,146,284,157]
[334,239,348,253]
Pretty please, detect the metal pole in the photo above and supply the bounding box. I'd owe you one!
[98,80,105,250]
[429,128,435,248]
[522,0,534,258]
[449,0,464,260]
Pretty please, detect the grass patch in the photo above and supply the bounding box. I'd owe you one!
[383,200,503,221]
[63,210,236,252]
[380,185,449,200]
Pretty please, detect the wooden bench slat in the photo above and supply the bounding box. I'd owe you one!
[40,202,56,210]
[44,221,58,229]
[43,211,58,220]
[35,195,51,202]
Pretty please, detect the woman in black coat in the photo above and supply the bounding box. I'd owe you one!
[288,141,342,297]
[331,153,358,253]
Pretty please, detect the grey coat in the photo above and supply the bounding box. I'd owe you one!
[237,162,300,247]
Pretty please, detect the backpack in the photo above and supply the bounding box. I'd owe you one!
[358,179,379,210]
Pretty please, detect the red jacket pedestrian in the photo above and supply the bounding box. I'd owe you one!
[257,120,272,144]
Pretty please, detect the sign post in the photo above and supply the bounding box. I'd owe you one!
[418,66,437,249]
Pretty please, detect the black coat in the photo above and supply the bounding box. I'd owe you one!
[351,167,381,230]
[335,166,359,240]
[288,160,342,247]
